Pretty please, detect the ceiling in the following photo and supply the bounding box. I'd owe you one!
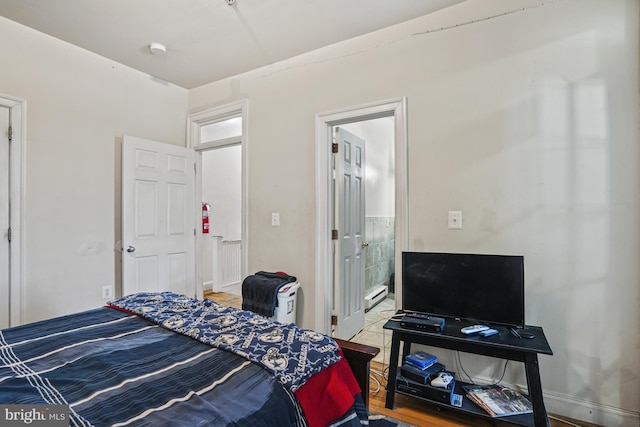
[0,0,464,89]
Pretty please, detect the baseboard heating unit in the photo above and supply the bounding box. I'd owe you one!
[365,286,388,311]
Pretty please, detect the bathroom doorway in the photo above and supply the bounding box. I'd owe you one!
[339,118,397,363]
[316,98,408,363]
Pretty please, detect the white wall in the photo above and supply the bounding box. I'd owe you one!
[0,17,188,323]
[189,0,639,424]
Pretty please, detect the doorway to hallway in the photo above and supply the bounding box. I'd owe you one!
[201,145,242,295]
[188,100,248,299]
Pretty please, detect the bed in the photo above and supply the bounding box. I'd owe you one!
[0,292,373,427]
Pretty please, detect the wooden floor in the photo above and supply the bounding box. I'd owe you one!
[204,292,599,427]
[204,290,241,308]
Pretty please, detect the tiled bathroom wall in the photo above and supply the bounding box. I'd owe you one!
[364,216,395,296]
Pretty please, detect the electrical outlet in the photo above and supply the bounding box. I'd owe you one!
[271,212,280,226]
[448,211,462,229]
[102,285,114,300]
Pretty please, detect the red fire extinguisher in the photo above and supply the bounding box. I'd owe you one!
[202,202,210,234]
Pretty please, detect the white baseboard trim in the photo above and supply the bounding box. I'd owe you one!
[544,389,640,427]
[221,282,241,295]
[222,281,241,289]
[467,374,639,427]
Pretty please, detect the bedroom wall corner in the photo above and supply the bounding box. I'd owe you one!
[0,16,189,323]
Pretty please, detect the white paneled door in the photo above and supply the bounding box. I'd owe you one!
[122,136,196,297]
[334,127,366,340]
[0,107,9,328]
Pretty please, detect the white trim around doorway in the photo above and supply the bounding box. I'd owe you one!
[1,94,26,326]
[187,100,249,298]
[314,97,408,334]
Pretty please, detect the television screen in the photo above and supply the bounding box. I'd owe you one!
[402,252,525,328]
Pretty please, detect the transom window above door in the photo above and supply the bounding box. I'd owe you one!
[200,116,242,145]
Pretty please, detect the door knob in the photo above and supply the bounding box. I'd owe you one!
[126,246,136,253]
[361,242,369,248]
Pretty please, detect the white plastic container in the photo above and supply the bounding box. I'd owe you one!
[270,282,300,324]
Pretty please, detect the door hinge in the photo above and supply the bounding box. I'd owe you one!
[331,315,338,326]
[7,125,12,142]
[332,142,338,153]
[7,227,11,243]
[331,229,338,240]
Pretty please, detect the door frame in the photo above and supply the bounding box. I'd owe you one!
[1,94,25,326]
[315,98,408,334]
[187,100,248,297]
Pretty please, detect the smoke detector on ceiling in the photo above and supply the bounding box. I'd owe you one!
[149,43,167,55]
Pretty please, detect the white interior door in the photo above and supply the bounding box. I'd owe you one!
[0,107,9,328]
[122,136,196,297]
[334,127,366,340]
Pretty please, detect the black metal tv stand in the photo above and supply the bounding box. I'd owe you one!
[383,319,553,427]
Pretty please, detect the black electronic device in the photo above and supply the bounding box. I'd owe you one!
[400,313,445,333]
[402,252,525,328]
[400,362,445,384]
[396,373,455,404]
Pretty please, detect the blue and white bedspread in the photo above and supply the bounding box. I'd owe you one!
[109,292,341,392]
[0,300,367,427]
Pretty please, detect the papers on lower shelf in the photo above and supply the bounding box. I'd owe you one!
[463,384,533,417]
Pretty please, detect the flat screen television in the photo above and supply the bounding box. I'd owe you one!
[402,252,525,328]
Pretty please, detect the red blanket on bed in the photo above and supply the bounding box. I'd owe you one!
[294,352,362,427]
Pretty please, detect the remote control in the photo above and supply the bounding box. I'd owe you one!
[480,328,498,337]
[461,325,489,334]
[430,372,454,388]
[510,327,536,339]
